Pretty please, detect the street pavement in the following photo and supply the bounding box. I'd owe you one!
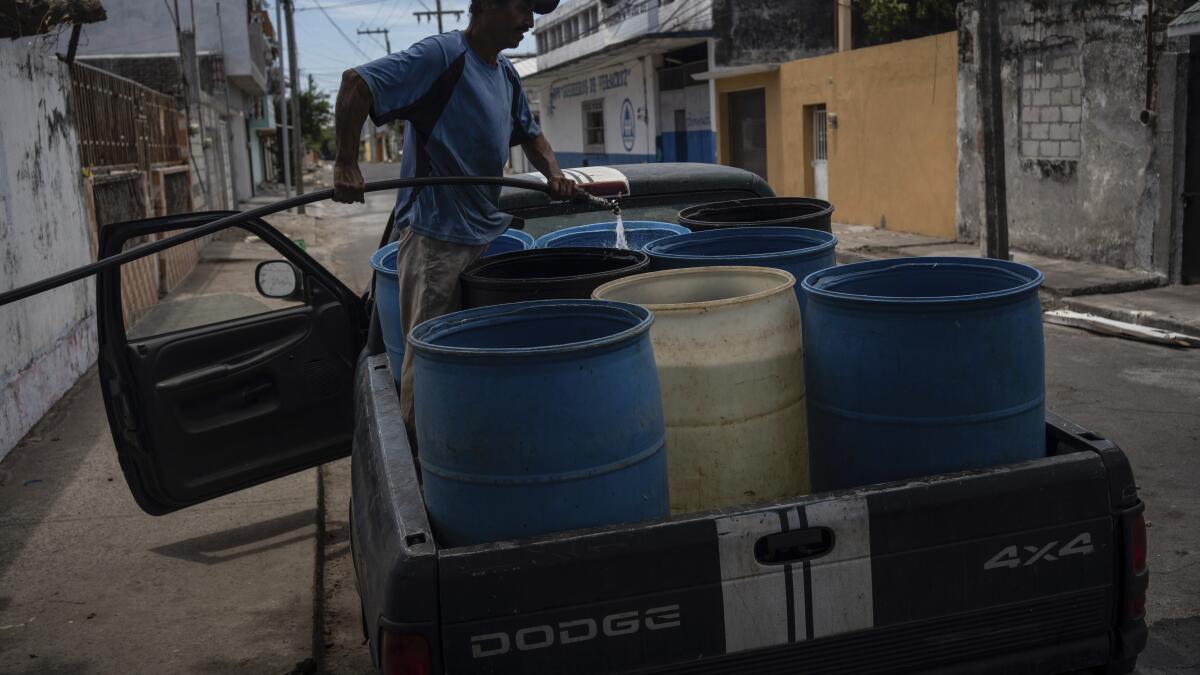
[1,164,1197,673]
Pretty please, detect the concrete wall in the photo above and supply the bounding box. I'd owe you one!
[529,56,659,167]
[712,0,837,67]
[0,41,98,461]
[957,0,1187,270]
[715,33,959,238]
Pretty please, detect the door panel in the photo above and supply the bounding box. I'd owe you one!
[98,211,367,514]
[728,89,768,182]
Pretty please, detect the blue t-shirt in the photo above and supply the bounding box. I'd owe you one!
[355,31,541,245]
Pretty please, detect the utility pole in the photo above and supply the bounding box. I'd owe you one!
[359,27,393,161]
[976,0,1009,260]
[357,27,391,54]
[275,0,291,200]
[414,0,463,34]
[284,0,305,213]
[171,0,208,202]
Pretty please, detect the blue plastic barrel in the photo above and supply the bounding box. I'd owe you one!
[644,227,837,312]
[369,241,404,383]
[802,257,1046,492]
[536,221,690,250]
[410,300,670,546]
[482,228,536,258]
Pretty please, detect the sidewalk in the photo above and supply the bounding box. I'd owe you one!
[832,223,1199,339]
[0,194,341,674]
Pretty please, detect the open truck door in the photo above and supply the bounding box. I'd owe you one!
[96,212,367,515]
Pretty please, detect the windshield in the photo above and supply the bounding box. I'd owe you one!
[515,191,757,241]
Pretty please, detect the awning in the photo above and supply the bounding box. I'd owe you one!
[691,63,779,82]
[1168,2,1200,38]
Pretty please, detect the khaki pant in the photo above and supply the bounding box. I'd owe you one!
[395,228,487,449]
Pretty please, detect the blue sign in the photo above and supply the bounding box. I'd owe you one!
[621,98,636,151]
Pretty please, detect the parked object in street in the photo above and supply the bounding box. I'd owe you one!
[1044,309,1200,348]
[410,300,668,546]
[678,197,834,233]
[803,257,1046,491]
[370,241,405,383]
[644,226,837,311]
[535,220,690,250]
[481,228,536,258]
[14,163,1145,674]
[460,247,650,308]
[594,267,808,512]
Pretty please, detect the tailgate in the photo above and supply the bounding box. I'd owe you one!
[437,450,1116,674]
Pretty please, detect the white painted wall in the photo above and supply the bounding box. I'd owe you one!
[0,41,98,461]
[530,56,658,164]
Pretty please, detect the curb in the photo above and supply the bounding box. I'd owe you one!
[1048,295,1200,340]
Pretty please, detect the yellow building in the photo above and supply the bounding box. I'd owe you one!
[714,32,958,239]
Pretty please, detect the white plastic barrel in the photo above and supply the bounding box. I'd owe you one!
[593,266,808,513]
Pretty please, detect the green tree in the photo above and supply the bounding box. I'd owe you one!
[279,82,333,155]
[855,0,959,38]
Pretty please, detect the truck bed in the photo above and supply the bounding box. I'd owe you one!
[350,354,1146,674]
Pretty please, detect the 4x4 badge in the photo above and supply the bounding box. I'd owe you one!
[984,532,1095,570]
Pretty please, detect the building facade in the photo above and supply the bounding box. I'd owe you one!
[523,0,716,168]
[958,0,1195,278]
[57,0,278,207]
[707,1,958,238]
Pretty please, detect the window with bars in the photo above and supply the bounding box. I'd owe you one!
[582,99,605,153]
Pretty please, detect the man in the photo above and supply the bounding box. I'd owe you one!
[332,0,574,442]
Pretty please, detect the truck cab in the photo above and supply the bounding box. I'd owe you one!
[92,163,1147,674]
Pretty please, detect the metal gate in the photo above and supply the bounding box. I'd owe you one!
[812,107,829,201]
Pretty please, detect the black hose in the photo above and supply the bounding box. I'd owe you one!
[0,176,558,308]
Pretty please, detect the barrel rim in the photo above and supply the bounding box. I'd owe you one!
[409,299,653,358]
[461,247,650,288]
[678,197,835,227]
[369,240,399,279]
[496,228,536,247]
[645,226,838,262]
[801,256,1044,305]
[534,220,690,248]
[592,265,797,311]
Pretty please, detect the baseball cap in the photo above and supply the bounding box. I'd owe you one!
[533,0,560,13]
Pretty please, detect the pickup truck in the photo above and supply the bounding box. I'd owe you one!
[90,163,1148,674]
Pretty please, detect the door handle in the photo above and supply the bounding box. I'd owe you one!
[755,527,834,565]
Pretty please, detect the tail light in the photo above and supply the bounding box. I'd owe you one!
[382,631,432,675]
[1124,511,1148,622]
[1131,513,1147,575]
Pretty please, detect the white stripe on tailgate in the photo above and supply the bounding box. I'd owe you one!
[716,511,787,653]
[805,497,874,639]
[785,509,811,641]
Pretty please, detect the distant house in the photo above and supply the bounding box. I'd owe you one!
[58,0,281,207]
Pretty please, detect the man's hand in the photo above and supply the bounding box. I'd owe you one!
[546,174,576,201]
[333,161,365,203]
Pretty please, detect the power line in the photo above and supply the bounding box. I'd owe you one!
[311,0,372,59]
[295,0,389,12]
[413,0,464,33]
[357,26,391,53]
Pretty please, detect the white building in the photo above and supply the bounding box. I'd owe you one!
[523,0,716,168]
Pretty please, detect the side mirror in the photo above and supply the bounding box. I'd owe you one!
[255,260,303,300]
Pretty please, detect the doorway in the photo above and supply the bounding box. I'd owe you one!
[810,105,829,201]
[727,88,768,181]
[674,109,688,162]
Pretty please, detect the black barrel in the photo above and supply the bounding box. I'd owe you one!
[678,197,834,233]
[461,247,651,308]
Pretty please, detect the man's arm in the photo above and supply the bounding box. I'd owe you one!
[522,133,576,201]
[333,69,373,203]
